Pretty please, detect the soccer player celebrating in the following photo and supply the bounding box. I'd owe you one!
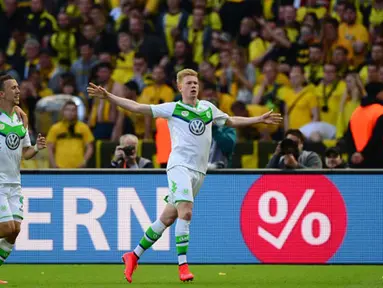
[0,75,46,284]
[87,69,282,283]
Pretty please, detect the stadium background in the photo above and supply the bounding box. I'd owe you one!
[1,0,383,286]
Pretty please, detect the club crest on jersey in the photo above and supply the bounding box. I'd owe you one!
[181,111,189,117]
[189,118,205,135]
[6,133,20,150]
[0,124,4,130]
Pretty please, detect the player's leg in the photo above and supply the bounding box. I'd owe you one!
[169,168,197,282]
[176,170,206,282]
[133,203,178,259]
[0,185,23,266]
[123,204,178,283]
[122,180,179,283]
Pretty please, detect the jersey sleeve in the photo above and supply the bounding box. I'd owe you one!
[150,102,175,119]
[209,102,229,127]
[23,131,32,148]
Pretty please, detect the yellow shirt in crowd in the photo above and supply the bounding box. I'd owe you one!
[111,51,135,85]
[46,120,94,168]
[315,81,346,126]
[281,85,318,129]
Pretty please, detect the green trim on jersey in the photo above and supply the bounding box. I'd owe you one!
[0,121,27,138]
[0,109,15,119]
[180,100,199,108]
[172,103,212,124]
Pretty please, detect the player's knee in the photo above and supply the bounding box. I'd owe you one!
[180,210,192,221]
[0,222,15,237]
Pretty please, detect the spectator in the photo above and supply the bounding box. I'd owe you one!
[164,39,198,89]
[282,65,319,130]
[338,3,369,67]
[129,52,153,92]
[296,0,327,23]
[336,73,365,138]
[129,15,167,69]
[305,43,324,85]
[293,24,317,67]
[324,147,348,169]
[332,46,350,78]
[183,6,211,64]
[320,17,347,64]
[158,0,188,57]
[237,17,255,49]
[111,32,135,95]
[359,43,383,84]
[314,63,346,127]
[26,0,57,44]
[283,5,300,43]
[46,100,94,168]
[111,134,153,168]
[88,62,117,140]
[266,129,323,169]
[70,41,99,95]
[218,47,255,104]
[21,38,40,80]
[49,11,77,66]
[0,0,25,51]
[37,48,56,87]
[345,82,383,168]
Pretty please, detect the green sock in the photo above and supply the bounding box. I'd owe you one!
[0,239,13,266]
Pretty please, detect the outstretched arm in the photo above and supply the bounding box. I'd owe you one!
[87,83,152,116]
[225,110,282,128]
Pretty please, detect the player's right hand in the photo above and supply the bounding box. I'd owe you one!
[87,83,108,99]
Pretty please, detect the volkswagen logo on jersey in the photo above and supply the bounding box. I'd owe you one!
[189,118,205,135]
[6,133,20,150]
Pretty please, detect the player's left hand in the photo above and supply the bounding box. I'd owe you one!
[261,110,283,125]
[13,106,28,128]
[36,133,47,150]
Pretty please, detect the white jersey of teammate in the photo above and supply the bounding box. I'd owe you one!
[0,111,31,184]
[150,100,229,174]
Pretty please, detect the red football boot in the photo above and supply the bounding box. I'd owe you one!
[179,264,194,282]
[122,252,138,283]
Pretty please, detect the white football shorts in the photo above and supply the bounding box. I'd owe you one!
[0,184,24,223]
[165,166,205,206]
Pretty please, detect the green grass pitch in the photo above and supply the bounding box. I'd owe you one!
[1,264,382,287]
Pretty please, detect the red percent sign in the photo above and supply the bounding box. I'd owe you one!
[240,175,347,263]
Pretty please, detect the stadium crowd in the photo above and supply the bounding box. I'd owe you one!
[1,0,383,168]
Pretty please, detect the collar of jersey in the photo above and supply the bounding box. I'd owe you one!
[0,109,15,119]
[178,100,199,109]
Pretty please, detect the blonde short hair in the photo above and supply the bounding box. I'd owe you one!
[120,134,138,146]
[176,69,198,84]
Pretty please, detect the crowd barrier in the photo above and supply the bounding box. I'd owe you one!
[10,170,383,264]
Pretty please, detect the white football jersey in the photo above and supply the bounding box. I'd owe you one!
[150,100,229,174]
[0,111,31,184]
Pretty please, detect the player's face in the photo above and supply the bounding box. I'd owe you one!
[1,79,20,106]
[179,76,199,100]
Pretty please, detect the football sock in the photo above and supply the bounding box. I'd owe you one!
[0,239,14,266]
[133,219,167,258]
[175,218,190,266]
